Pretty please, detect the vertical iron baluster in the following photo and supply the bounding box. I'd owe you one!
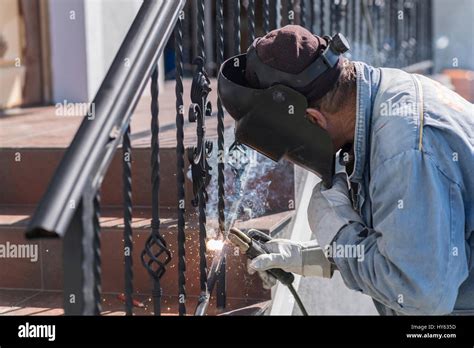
[329,0,334,33]
[62,181,101,315]
[400,0,407,66]
[276,0,282,28]
[198,189,208,297]
[409,0,417,65]
[383,0,390,62]
[350,0,356,54]
[359,0,364,61]
[93,191,101,315]
[216,0,225,239]
[175,10,186,317]
[82,182,101,315]
[415,0,422,62]
[366,1,371,63]
[263,0,270,33]
[248,0,256,44]
[390,0,397,66]
[335,0,341,33]
[150,66,162,316]
[376,0,384,65]
[394,0,400,67]
[216,0,226,310]
[425,0,430,61]
[122,124,133,316]
[198,0,206,60]
[184,5,192,68]
[421,0,425,60]
[141,66,172,316]
[426,0,433,65]
[346,0,354,43]
[320,0,325,34]
[403,0,409,67]
[310,0,315,32]
[375,0,380,56]
[343,0,349,35]
[422,0,431,63]
[407,1,416,64]
[234,0,241,54]
[300,0,307,28]
[197,0,209,305]
[288,0,295,25]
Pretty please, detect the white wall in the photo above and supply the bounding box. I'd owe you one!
[48,0,88,103]
[83,0,142,100]
[49,0,163,103]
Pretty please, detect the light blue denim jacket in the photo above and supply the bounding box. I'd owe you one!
[332,62,474,315]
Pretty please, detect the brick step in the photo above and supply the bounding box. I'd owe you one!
[0,147,294,215]
[0,147,192,209]
[0,205,293,312]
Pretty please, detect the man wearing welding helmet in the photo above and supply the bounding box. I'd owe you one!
[218,25,474,315]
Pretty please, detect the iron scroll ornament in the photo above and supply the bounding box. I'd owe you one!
[188,56,213,302]
[188,57,213,206]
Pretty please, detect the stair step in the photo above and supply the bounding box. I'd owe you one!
[0,289,260,316]
[0,147,193,208]
[0,205,293,311]
[0,147,295,215]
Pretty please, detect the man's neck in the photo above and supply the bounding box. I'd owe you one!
[330,111,356,152]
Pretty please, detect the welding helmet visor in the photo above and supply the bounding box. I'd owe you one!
[218,54,335,186]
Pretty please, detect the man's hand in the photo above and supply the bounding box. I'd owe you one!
[247,239,333,283]
[247,259,277,289]
[307,172,363,249]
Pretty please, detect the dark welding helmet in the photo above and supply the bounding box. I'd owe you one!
[218,33,350,186]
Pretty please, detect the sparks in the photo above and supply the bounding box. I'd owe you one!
[206,239,224,251]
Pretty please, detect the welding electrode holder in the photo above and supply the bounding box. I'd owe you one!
[229,228,294,285]
[242,228,294,286]
[229,228,309,315]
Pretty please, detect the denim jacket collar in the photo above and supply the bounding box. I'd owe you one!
[349,62,381,183]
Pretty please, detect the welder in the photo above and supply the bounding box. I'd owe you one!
[218,25,474,315]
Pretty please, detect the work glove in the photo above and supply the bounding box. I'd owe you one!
[247,259,277,289]
[248,239,334,282]
[307,172,363,250]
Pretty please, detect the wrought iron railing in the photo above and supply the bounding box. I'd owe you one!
[25,0,433,316]
[25,0,186,315]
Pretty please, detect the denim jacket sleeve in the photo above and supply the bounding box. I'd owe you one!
[332,149,469,315]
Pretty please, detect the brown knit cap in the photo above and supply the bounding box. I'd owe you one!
[245,25,341,101]
[252,25,329,74]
